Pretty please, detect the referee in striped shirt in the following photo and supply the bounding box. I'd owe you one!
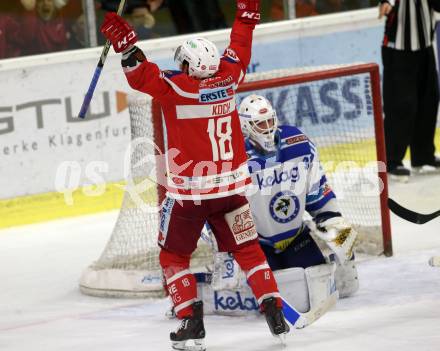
[379,0,440,178]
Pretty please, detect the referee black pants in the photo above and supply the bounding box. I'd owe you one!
[382,46,439,169]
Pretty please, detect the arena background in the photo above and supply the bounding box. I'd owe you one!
[0,8,439,228]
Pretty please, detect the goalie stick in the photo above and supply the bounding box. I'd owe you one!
[388,198,440,224]
[282,290,339,329]
[78,0,127,119]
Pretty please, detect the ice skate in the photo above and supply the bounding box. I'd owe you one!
[170,301,206,351]
[261,297,290,344]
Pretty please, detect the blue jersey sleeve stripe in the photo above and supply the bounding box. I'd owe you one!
[279,143,311,161]
[308,176,328,199]
[306,192,336,212]
[309,142,317,154]
[306,191,322,203]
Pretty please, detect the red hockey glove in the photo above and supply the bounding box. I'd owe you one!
[236,0,261,24]
[100,12,138,53]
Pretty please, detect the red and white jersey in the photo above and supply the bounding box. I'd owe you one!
[123,20,256,200]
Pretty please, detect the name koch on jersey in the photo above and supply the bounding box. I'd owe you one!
[175,99,236,119]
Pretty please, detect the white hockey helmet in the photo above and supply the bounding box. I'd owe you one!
[174,38,220,79]
[238,94,278,153]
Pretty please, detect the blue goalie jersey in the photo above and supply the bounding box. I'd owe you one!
[244,125,340,252]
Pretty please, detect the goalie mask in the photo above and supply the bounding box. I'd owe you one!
[174,38,220,79]
[239,95,278,153]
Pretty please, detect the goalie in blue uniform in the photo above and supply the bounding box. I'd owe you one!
[195,94,359,324]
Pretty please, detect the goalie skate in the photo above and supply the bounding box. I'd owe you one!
[170,301,206,351]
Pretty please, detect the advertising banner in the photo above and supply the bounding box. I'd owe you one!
[0,58,132,197]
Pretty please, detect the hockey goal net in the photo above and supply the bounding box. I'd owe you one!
[79,63,392,298]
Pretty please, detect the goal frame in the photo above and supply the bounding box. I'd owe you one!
[79,62,393,299]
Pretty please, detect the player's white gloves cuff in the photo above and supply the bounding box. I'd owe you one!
[314,217,358,263]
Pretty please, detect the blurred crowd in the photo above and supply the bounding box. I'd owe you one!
[0,0,375,60]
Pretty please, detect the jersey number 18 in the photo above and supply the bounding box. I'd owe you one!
[207,116,234,161]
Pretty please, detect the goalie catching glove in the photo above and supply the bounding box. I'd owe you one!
[100,12,138,53]
[314,217,358,263]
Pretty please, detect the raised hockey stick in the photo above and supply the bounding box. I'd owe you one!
[282,290,339,329]
[78,0,127,119]
[388,198,440,224]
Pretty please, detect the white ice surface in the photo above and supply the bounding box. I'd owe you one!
[1,174,440,351]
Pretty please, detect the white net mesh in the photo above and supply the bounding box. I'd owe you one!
[79,64,390,298]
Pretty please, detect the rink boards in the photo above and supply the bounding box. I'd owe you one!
[1,9,440,228]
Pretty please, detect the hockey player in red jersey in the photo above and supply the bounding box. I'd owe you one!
[100,1,289,349]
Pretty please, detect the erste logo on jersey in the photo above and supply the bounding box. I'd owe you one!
[269,191,300,223]
[199,85,234,103]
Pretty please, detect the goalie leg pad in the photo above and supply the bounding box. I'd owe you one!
[211,252,243,291]
[274,264,336,314]
[197,263,337,319]
[334,260,359,298]
[197,277,259,316]
[304,263,337,310]
[273,267,310,313]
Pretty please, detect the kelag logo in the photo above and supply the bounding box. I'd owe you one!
[214,291,259,311]
[256,165,299,190]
